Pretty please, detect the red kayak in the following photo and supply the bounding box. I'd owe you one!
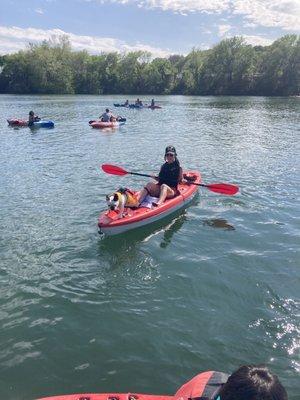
[39,394,172,400]
[37,371,227,400]
[90,120,125,129]
[7,118,29,126]
[98,171,201,235]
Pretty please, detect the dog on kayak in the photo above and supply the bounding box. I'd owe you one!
[106,188,139,218]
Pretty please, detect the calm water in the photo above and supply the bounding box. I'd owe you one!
[0,95,299,400]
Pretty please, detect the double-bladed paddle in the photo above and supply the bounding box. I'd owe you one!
[101,164,239,195]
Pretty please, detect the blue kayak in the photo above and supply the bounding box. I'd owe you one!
[31,120,54,128]
[129,104,144,109]
[7,119,54,128]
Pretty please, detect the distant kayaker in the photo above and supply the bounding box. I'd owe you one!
[28,111,40,126]
[100,108,115,122]
[135,98,143,106]
[137,145,183,207]
[124,100,129,106]
[151,99,155,107]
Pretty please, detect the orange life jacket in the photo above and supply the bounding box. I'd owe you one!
[116,188,139,208]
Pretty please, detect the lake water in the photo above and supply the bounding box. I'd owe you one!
[0,95,299,400]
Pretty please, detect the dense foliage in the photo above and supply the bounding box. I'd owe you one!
[0,35,299,95]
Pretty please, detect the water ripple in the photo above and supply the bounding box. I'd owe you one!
[0,95,299,400]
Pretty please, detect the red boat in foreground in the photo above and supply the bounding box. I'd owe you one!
[38,371,228,400]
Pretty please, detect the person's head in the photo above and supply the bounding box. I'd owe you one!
[105,108,109,113]
[217,365,287,400]
[29,111,34,116]
[164,145,177,163]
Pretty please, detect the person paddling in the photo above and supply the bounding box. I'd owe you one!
[137,145,183,207]
[99,108,115,122]
[135,98,143,106]
[28,111,40,126]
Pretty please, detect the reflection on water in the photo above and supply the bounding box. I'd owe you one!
[92,127,120,134]
[202,218,235,231]
[160,214,188,248]
[98,209,190,255]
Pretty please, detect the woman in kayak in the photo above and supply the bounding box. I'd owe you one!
[138,145,183,207]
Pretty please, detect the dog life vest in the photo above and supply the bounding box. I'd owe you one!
[174,371,229,400]
[117,188,139,208]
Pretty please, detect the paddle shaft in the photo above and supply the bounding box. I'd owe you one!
[129,171,154,178]
[130,172,220,189]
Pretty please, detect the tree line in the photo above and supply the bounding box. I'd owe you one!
[0,34,299,96]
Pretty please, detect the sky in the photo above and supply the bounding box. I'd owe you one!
[0,0,299,57]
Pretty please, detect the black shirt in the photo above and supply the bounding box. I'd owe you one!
[158,160,180,188]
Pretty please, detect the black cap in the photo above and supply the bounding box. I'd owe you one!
[165,145,176,155]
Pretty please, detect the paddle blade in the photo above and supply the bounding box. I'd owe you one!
[101,164,128,176]
[206,183,239,195]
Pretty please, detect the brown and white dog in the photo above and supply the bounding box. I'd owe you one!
[106,188,139,218]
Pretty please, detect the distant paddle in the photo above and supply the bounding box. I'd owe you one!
[101,164,239,195]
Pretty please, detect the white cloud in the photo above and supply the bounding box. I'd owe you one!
[97,0,230,14]
[201,28,213,34]
[243,22,258,28]
[139,0,229,14]
[233,0,300,31]
[218,24,232,37]
[35,8,44,14]
[96,0,300,30]
[0,26,171,57]
[242,35,274,46]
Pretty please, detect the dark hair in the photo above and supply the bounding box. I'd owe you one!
[218,365,288,400]
[29,111,34,115]
[106,108,109,112]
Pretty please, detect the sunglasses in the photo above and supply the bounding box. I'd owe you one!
[166,153,175,157]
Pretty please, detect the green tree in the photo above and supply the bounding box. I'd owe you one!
[0,34,299,95]
[256,35,300,95]
[143,58,174,94]
[117,51,150,93]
